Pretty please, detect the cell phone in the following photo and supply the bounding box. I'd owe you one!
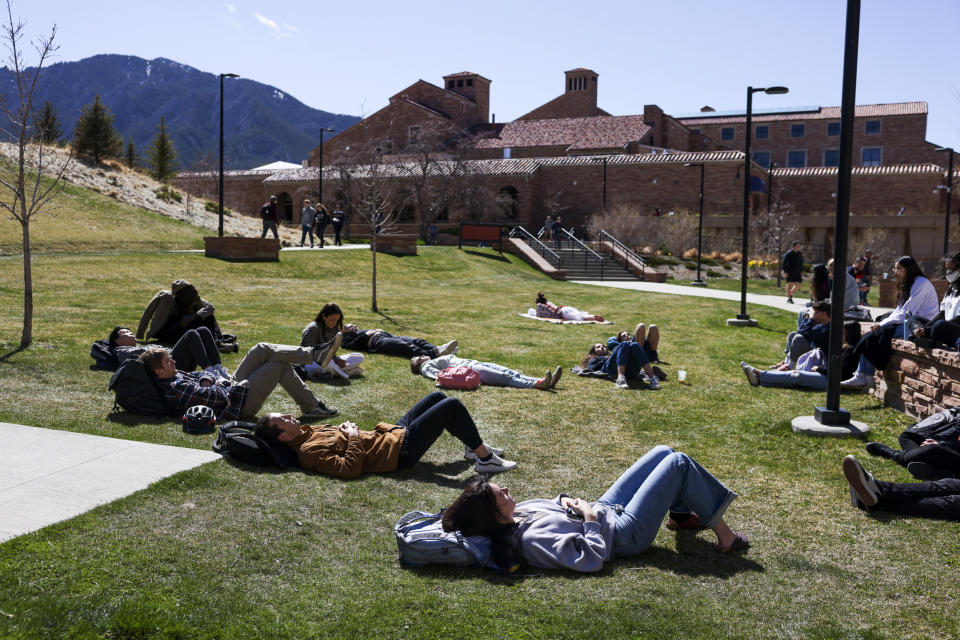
[565,507,584,521]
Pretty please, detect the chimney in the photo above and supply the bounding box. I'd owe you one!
[700,106,715,112]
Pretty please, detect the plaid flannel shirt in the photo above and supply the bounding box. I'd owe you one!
[160,371,247,421]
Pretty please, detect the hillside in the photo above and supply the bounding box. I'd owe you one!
[0,54,360,170]
[0,142,304,253]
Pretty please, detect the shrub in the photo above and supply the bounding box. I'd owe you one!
[154,185,182,203]
[204,201,218,213]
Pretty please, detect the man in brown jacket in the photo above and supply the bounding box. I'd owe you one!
[254,392,516,478]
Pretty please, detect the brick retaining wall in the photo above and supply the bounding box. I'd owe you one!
[872,339,960,418]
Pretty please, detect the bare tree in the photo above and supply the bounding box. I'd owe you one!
[0,1,70,349]
[751,180,797,283]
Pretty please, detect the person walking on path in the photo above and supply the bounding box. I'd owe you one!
[782,241,804,304]
[331,207,345,246]
[300,199,317,247]
[260,195,280,240]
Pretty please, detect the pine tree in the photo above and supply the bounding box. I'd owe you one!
[33,100,62,143]
[147,116,177,182]
[72,95,122,163]
[125,138,139,168]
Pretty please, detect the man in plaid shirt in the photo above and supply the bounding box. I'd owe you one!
[142,337,341,421]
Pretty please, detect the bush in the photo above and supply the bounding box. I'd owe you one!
[204,201,219,213]
[154,185,182,203]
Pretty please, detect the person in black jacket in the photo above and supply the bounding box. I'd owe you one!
[844,455,960,521]
[782,241,804,303]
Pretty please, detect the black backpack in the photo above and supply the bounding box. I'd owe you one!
[906,407,960,441]
[91,340,120,371]
[212,421,299,468]
[108,359,171,418]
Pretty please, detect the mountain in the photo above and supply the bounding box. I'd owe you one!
[0,54,359,170]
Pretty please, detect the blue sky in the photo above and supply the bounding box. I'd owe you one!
[20,0,960,151]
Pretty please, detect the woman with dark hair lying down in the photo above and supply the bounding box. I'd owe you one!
[533,292,605,322]
[441,445,747,573]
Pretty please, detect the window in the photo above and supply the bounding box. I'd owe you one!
[448,81,455,89]
[755,125,769,139]
[691,128,701,135]
[466,78,473,87]
[827,122,841,136]
[752,151,771,168]
[865,120,881,135]
[456,79,463,88]
[862,147,882,166]
[721,127,734,141]
[824,149,840,167]
[376,139,393,156]
[787,150,807,168]
[790,124,805,138]
[408,126,421,145]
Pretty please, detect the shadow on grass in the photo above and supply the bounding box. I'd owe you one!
[396,459,475,490]
[0,344,28,361]
[463,249,510,263]
[105,412,178,427]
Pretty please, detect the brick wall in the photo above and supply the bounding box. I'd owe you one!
[873,339,960,418]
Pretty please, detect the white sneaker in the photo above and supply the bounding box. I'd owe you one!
[843,455,880,507]
[312,332,342,369]
[740,361,759,387]
[615,375,629,389]
[464,443,505,461]
[840,371,873,389]
[438,340,459,356]
[549,365,562,388]
[474,453,517,474]
[648,376,661,390]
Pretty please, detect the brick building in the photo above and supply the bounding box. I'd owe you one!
[174,66,958,261]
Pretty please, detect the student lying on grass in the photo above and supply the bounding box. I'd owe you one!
[580,341,661,390]
[109,326,226,375]
[253,391,516,477]
[441,445,748,573]
[410,355,562,391]
[844,455,960,521]
[142,338,341,422]
[606,321,661,364]
[533,292,605,322]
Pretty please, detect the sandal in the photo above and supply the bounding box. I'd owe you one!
[716,531,750,553]
[665,513,706,530]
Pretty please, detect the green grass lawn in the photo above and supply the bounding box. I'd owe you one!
[0,243,954,639]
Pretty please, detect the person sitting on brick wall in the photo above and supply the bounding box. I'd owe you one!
[909,252,960,350]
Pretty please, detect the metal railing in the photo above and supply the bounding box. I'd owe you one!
[509,226,561,264]
[597,229,646,278]
[556,228,605,279]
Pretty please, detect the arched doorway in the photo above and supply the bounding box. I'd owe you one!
[275,192,294,222]
[496,186,520,220]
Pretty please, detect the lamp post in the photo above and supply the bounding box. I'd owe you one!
[728,85,788,327]
[684,162,706,286]
[317,127,335,211]
[936,147,954,255]
[218,73,239,237]
[597,157,608,211]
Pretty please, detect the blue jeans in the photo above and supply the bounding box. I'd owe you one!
[602,341,651,379]
[758,369,827,390]
[300,225,314,245]
[470,362,538,388]
[596,446,737,558]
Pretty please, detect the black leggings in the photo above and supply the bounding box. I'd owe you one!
[170,327,221,371]
[395,392,483,469]
[929,318,960,349]
[875,478,960,521]
[891,431,960,478]
[368,332,437,358]
[852,323,899,370]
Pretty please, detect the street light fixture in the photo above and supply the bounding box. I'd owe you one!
[317,127,336,211]
[728,85,789,327]
[684,162,707,286]
[218,73,239,237]
[935,147,954,255]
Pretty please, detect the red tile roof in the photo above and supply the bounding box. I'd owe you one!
[678,102,927,125]
[475,115,651,152]
[443,71,491,82]
[771,163,942,177]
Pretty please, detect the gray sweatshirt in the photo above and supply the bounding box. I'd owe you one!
[418,354,481,380]
[514,496,615,572]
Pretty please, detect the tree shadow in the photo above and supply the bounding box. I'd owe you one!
[463,249,509,262]
[0,345,28,362]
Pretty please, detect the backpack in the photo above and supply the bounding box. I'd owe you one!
[906,407,960,441]
[796,348,826,373]
[212,421,299,468]
[436,366,481,390]
[394,510,495,569]
[91,339,120,370]
[108,359,171,417]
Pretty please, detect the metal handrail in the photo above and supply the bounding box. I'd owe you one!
[597,229,646,276]
[552,227,605,280]
[559,228,605,263]
[510,226,561,263]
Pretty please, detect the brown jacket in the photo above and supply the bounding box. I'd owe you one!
[286,423,406,478]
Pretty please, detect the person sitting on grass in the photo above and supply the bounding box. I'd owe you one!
[109,325,226,376]
[864,423,960,481]
[254,391,516,477]
[533,292,605,322]
[607,322,660,364]
[773,299,832,370]
[440,445,748,573]
[741,321,859,391]
[302,302,458,361]
[142,337,341,422]
[581,341,661,390]
[843,454,960,521]
[410,354,561,391]
[841,255,939,390]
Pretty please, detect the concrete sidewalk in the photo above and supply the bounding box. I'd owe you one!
[572,280,894,317]
[0,423,221,543]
